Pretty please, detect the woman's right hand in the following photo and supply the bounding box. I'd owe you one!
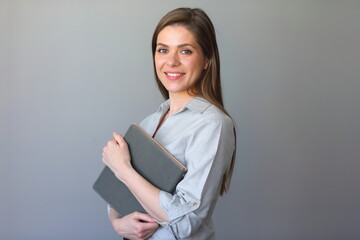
[110,210,159,240]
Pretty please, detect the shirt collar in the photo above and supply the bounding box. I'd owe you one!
[157,96,212,115]
[185,96,212,113]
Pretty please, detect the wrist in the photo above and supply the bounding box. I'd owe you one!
[115,164,135,183]
[119,166,137,187]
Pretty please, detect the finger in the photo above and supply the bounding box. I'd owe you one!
[144,229,157,240]
[143,222,159,233]
[102,154,109,164]
[113,132,125,144]
[107,139,118,146]
[142,225,159,239]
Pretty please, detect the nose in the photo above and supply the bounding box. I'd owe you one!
[166,52,180,67]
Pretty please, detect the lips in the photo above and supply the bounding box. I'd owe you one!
[165,72,185,80]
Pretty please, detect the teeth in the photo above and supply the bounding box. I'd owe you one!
[166,73,183,77]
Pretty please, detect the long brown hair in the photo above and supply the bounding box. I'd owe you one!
[152,8,236,195]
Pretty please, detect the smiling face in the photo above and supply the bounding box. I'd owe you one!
[154,25,208,98]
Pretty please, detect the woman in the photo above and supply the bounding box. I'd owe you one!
[102,8,236,240]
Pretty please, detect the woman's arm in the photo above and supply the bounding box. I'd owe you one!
[109,208,159,240]
[102,132,169,222]
[147,114,235,239]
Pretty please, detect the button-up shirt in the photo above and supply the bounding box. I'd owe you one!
[139,96,235,240]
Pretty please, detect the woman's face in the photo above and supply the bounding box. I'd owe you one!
[154,25,208,97]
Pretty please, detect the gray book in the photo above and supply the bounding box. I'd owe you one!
[93,124,187,216]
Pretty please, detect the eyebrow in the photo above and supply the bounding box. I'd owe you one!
[156,43,198,49]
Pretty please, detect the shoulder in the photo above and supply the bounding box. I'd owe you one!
[204,104,232,123]
[185,97,234,138]
[196,99,234,130]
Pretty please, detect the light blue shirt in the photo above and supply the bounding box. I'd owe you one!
[139,96,235,240]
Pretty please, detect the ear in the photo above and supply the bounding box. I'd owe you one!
[204,59,209,70]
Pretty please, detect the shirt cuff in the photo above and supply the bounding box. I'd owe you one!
[159,190,200,223]
[107,204,111,216]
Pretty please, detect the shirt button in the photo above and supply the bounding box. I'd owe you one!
[193,202,197,206]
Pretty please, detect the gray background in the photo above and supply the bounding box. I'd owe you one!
[1,0,359,239]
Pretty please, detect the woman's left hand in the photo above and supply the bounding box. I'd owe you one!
[102,132,132,182]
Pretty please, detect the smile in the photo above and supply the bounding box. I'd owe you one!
[165,72,185,77]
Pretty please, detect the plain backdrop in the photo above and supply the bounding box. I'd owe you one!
[1,0,360,239]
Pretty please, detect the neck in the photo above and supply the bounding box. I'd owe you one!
[168,92,196,115]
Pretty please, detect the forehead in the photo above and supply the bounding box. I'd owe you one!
[157,25,198,45]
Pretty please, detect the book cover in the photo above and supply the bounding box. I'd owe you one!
[93,124,187,216]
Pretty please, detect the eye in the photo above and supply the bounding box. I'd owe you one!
[157,48,168,54]
[181,49,192,55]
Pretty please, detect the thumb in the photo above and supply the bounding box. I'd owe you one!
[137,213,157,223]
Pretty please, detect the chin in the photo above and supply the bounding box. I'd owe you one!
[163,84,184,93]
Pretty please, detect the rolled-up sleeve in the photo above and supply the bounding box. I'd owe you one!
[157,113,235,239]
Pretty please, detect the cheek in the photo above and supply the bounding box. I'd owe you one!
[154,57,165,79]
[185,59,205,75]
[154,56,164,69]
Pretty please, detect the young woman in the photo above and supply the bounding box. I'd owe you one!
[102,8,236,240]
